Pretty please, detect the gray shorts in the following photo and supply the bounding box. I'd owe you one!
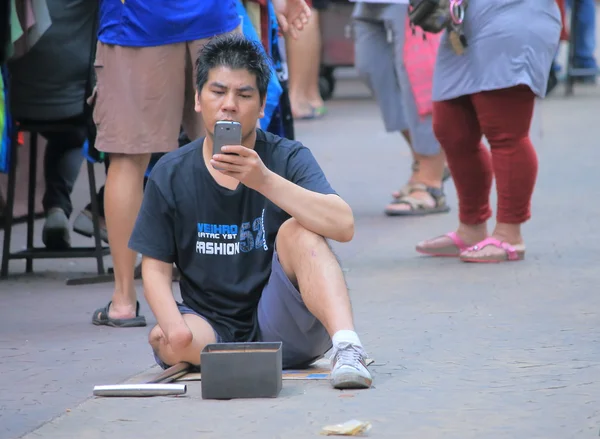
[154,251,332,370]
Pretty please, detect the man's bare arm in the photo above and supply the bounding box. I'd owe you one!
[212,145,354,242]
[142,256,193,350]
[257,172,354,242]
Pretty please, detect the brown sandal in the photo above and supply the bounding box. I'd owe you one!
[391,166,452,200]
[385,183,451,217]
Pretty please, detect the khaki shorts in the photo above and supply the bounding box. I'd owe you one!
[93,28,240,155]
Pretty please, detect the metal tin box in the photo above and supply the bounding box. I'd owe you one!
[200,342,283,400]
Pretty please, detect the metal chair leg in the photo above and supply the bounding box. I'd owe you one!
[26,133,38,273]
[87,160,105,275]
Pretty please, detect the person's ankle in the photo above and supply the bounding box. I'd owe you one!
[332,329,362,348]
[412,153,446,184]
[411,177,442,189]
[309,98,325,108]
[457,222,488,243]
[46,206,67,218]
[109,291,137,316]
[492,223,524,245]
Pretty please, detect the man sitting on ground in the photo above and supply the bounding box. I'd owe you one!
[129,34,372,389]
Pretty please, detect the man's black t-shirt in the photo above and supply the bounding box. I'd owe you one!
[129,129,337,342]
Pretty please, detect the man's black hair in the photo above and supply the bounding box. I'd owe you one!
[195,33,271,103]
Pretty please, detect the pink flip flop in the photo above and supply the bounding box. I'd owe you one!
[460,237,525,263]
[416,232,469,257]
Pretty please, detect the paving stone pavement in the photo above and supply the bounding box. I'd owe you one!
[2,66,600,438]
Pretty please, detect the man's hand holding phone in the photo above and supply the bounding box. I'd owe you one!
[211,145,272,192]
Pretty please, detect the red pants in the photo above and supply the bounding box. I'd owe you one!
[433,85,537,225]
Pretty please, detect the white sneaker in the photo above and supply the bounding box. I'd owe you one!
[330,342,373,389]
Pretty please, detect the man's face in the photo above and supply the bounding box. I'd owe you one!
[195,66,265,141]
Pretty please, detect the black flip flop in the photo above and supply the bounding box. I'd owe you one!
[92,301,147,327]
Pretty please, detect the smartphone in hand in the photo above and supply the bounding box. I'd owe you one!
[213,120,242,157]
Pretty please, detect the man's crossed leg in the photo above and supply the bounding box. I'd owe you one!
[150,219,372,390]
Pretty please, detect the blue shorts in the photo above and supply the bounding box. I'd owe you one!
[154,250,332,370]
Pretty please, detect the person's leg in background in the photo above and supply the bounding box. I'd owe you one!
[418,86,537,261]
[73,155,109,242]
[103,151,151,313]
[40,119,86,250]
[416,96,492,256]
[353,14,410,141]
[547,0,568,94]
[459,85,537,261]
[181,40,209,141]
[73,128,191,243]
[566,0,598,82]
[383,6,448,216]
[547,58,560,94]
[286,0,326,119]
[353,4,448,216]
[91,41,187,326]
[90,25,239,326]
[306,0,328,113]
[353,14,411,193]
